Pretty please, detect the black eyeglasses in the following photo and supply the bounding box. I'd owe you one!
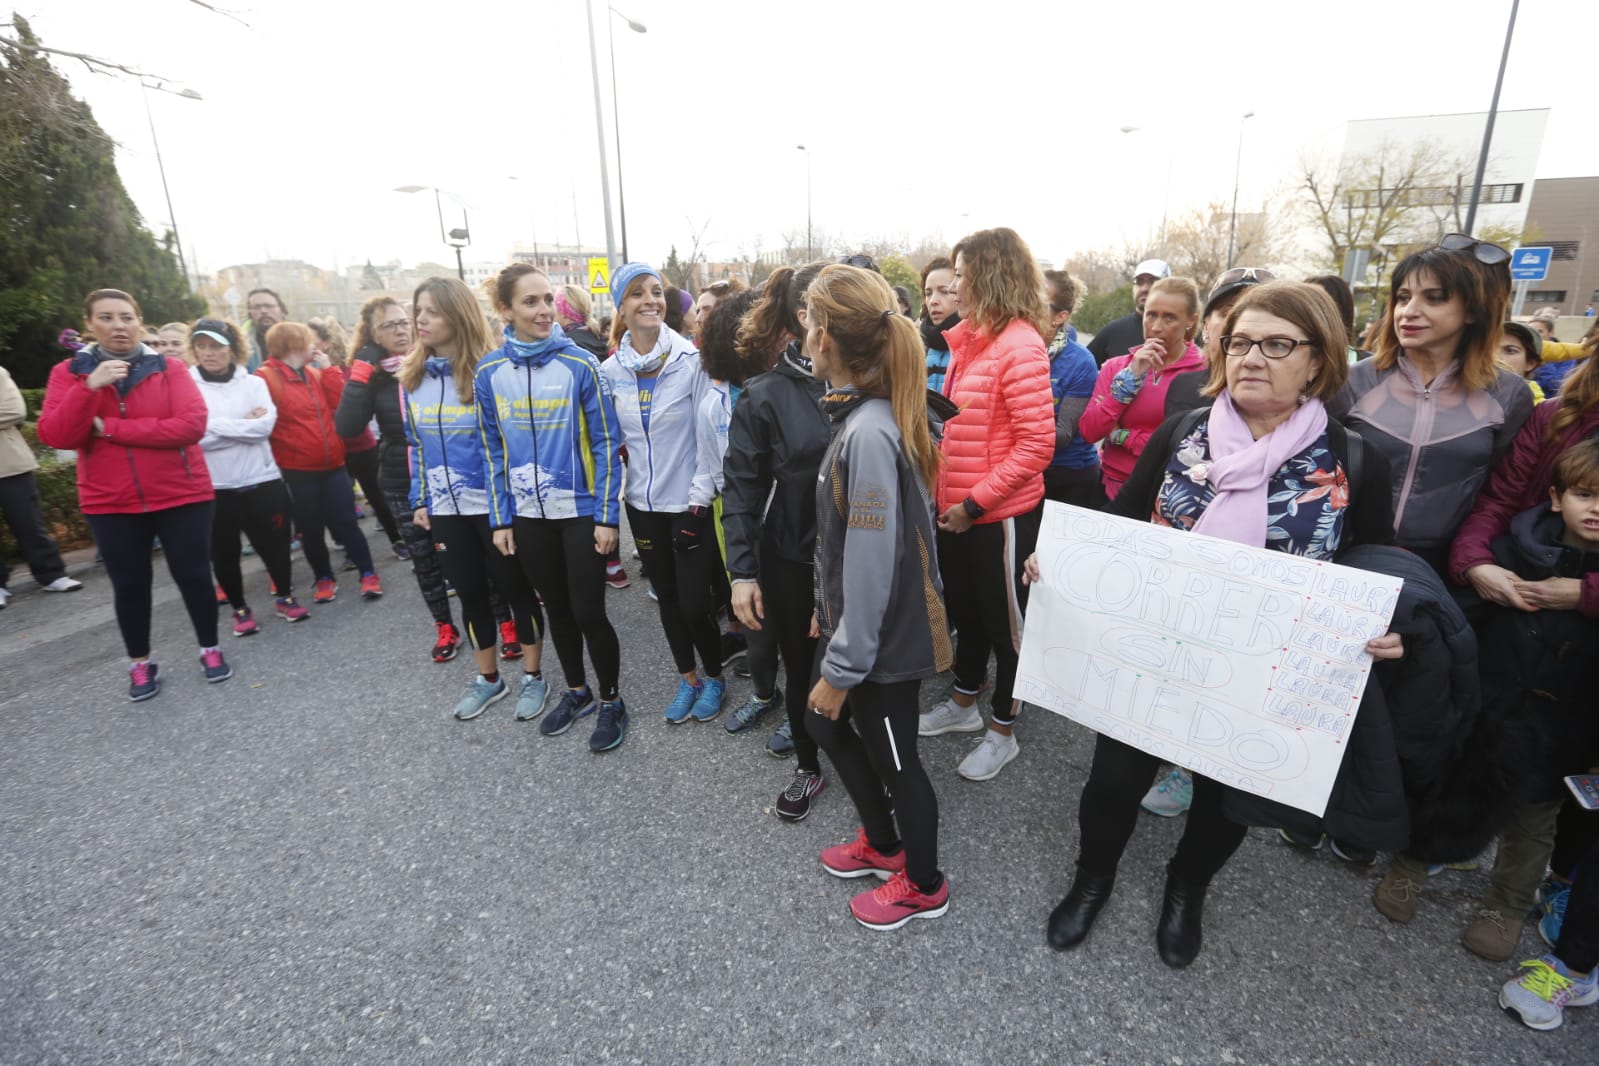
[1438,233,1510,265]
[838,254,877,270]
[1220,334,1315,360]
[1212,266,1278,290]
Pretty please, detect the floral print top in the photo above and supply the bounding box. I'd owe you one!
[1152,417,1350,560]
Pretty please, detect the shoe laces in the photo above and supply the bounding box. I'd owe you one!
[873,870,915,905]
[1383,876,1422,903]
[1516,958,1576,1004]
[595,700,622,728]
[1546,885,1570,920]
[782,771,819,802]
[201,649,223,668]
[130,662,153,685]
[1476,908,1510,933]
[436,622,459,642]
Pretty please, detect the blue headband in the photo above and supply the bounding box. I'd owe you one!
[610,262,661,307]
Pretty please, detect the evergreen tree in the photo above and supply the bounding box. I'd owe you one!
[0,17,202,386]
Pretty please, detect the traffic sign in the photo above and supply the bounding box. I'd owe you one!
[1510,247,1552,282]
[588,256,610,295]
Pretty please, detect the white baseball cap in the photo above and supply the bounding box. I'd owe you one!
[1133,259,1172,281]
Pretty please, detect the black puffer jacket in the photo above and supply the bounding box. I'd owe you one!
[334,343,410,495]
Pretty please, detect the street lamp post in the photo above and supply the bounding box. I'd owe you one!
[1463,0,1520,237]
[607,7,647,264]
[583,0,619,270]
[797,144,811,261]
[395,186,471,280]
[140,82,202,289]
[1225,111,1256,271]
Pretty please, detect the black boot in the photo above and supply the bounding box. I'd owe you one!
[1047,869,1115,951]
[1155,866,1208,968]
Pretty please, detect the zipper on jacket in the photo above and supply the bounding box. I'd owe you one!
[1392,383,1434,535]
[118,396,149,512]
[525,362,545,519]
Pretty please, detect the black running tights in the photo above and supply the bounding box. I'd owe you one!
[212,479,294,607]
[513,516,620,699]
[87,501,218,658]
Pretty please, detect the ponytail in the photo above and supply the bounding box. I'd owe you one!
[884,313,941,490]
[737,261,828,368]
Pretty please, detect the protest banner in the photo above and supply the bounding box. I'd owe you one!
[1016,502,1403,817]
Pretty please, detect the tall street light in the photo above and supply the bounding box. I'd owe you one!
[140,81,202,289]
[1120,125,1174,260]
[608,6,647,264]
[1225,111,1256,270]
[584,0,618,270]
[1463,0,1520,236]
[394,185,471,280]
[797,144,812,261]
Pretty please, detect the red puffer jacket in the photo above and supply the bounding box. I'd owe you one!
[36,349,214,514]
[936,318,1054,520]
[257,358,347,472]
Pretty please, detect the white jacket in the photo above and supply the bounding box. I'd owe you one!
[600,329,717,512]
[697,379,732,498]
[190,365,281,490]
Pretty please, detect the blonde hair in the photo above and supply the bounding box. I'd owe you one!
[556,284,599,333]
[307,317,350,368]
[950,227,1051,341]
[1147,276,1202,320]
[805,264,941,489]
[399,276,493,403]
[157,322,193,364]
[351,295,403,360]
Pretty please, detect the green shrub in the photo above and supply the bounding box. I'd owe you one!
[0,456,91,563]
[19,387,45,418]
[1075,284,1135,336]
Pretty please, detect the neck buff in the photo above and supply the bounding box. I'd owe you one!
[379,354,403,374]
[197,362,235,384]
[615,329,670,375]
[920,311,959,352]
[1048,324,1070,357]
[502,322,570,364]
[781,340,813,377]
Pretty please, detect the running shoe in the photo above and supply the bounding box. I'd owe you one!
[432,622,461,663]
[850,870,949,931]
[289,537,302,554]
[515,674,551,721]
[957,729,1019,781]
[821,827,906,880]
[1278,829,1327,850]
[1329,838,1378,866]
[392,541,411,561]
[918,696,984,737]
[499,620,521,661]
[359,573,383,599]
[215,583,229,605]
[128,661,160,702]
[767,719,795,758]
[454,675,508,721]
[1539,881,1571,949]
[1141,766,1194,817]
[725,688,780,734]
[241,543,256,557]
[41,577,83,593]
[776,769,825,821]
[646,584,658,603]
[313,578,337,604]
[540,687,597,736]
[604,562,631,589]
[340,554,358,572]
[689,677,727,722]
[231,608,259,638]
[275,596,310,623]
[0,588,8,609]
[1498,955,1599,1031]
[589,698,628,752]
[663,678,703,724]
[200,648,233,684]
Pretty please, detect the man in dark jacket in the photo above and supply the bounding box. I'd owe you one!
[1086,258,1169,367]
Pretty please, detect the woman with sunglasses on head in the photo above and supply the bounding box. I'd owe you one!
[38,288,229,700]
[401,277,549,723]
[601,263,729,726]
[1329,234,1533,581]
[189,317,307,636]
[478,263,628,752]
[916,228,1054,784]
[805,264,954,930]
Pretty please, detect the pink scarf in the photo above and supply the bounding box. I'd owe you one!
[1190,390,1328,547]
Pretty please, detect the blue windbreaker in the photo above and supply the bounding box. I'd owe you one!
[405,356,490,515]
[475,325,623,528]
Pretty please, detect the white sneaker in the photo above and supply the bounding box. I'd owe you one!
[918,697,985,737]
[0,587,9,609]
[41,577,83,593]
[957,729,1019,781]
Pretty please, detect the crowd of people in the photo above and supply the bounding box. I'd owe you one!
[7,225,1599,1032]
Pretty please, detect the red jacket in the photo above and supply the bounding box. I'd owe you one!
[36,350,214,514]
[257,358,347,472]
[1449,398,1599,617]
[936,318,1054,520]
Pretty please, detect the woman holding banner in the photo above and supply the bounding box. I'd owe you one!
[1030,282,1402,968]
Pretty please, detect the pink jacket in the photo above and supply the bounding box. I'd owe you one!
[935,318,1054,520]
[1080,343,1206,495]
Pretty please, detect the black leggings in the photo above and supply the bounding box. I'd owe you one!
[514,516,620,700]
[746,547,820,772]
[281,468,374,581]
[938,510,1040,726]
[627,506,722,678]
[431,513,542,652]
[87,500,219,657]
[212,479,294,608]
[1557,834,1599,973]
[807,678,940,891]
[1075,733,1248,885]
[1043,465,1108,509]
[386,488,453,627]
[344,446,401,545]
[1552,797,1599,881]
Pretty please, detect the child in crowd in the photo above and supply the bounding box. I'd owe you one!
[1496,321,1545,403]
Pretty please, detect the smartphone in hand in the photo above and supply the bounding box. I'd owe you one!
[1565,774,1599,811]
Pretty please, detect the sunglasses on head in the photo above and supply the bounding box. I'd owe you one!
[1438,233,1510,265]
[1213,266,1277,290]
[838,254,877,270]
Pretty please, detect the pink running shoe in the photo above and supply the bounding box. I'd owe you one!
[850,870,950,931]
[231,608,259,637]
[274,597,310,623]
[820,827,907,880]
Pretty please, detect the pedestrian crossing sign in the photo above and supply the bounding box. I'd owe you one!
[589,257,610,295]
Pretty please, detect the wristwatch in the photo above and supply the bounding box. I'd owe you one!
[961,496,985,521]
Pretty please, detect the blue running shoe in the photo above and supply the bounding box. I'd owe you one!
[540,687,597,736]
[1540,882,1570,949]
[725,687,781,734]
[767,718,795,758]
[590,698,628,752]
[690,677,727,722]
[515,674,551,721]
[664,678,703,724]
[454,675,508,721]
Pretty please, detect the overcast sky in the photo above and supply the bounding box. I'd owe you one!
[21,0,1598,277]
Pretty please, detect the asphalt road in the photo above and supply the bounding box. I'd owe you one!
[0,526,1590,1065]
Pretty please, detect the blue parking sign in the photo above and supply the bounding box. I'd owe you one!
[1511,247,1552,282]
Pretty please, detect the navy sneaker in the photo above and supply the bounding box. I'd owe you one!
[540,687,597,736]
[725,687,781,734]
[590,698,628,752]
[767,718,796,758]
[200,648,233,684]
[128,661,160,702]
